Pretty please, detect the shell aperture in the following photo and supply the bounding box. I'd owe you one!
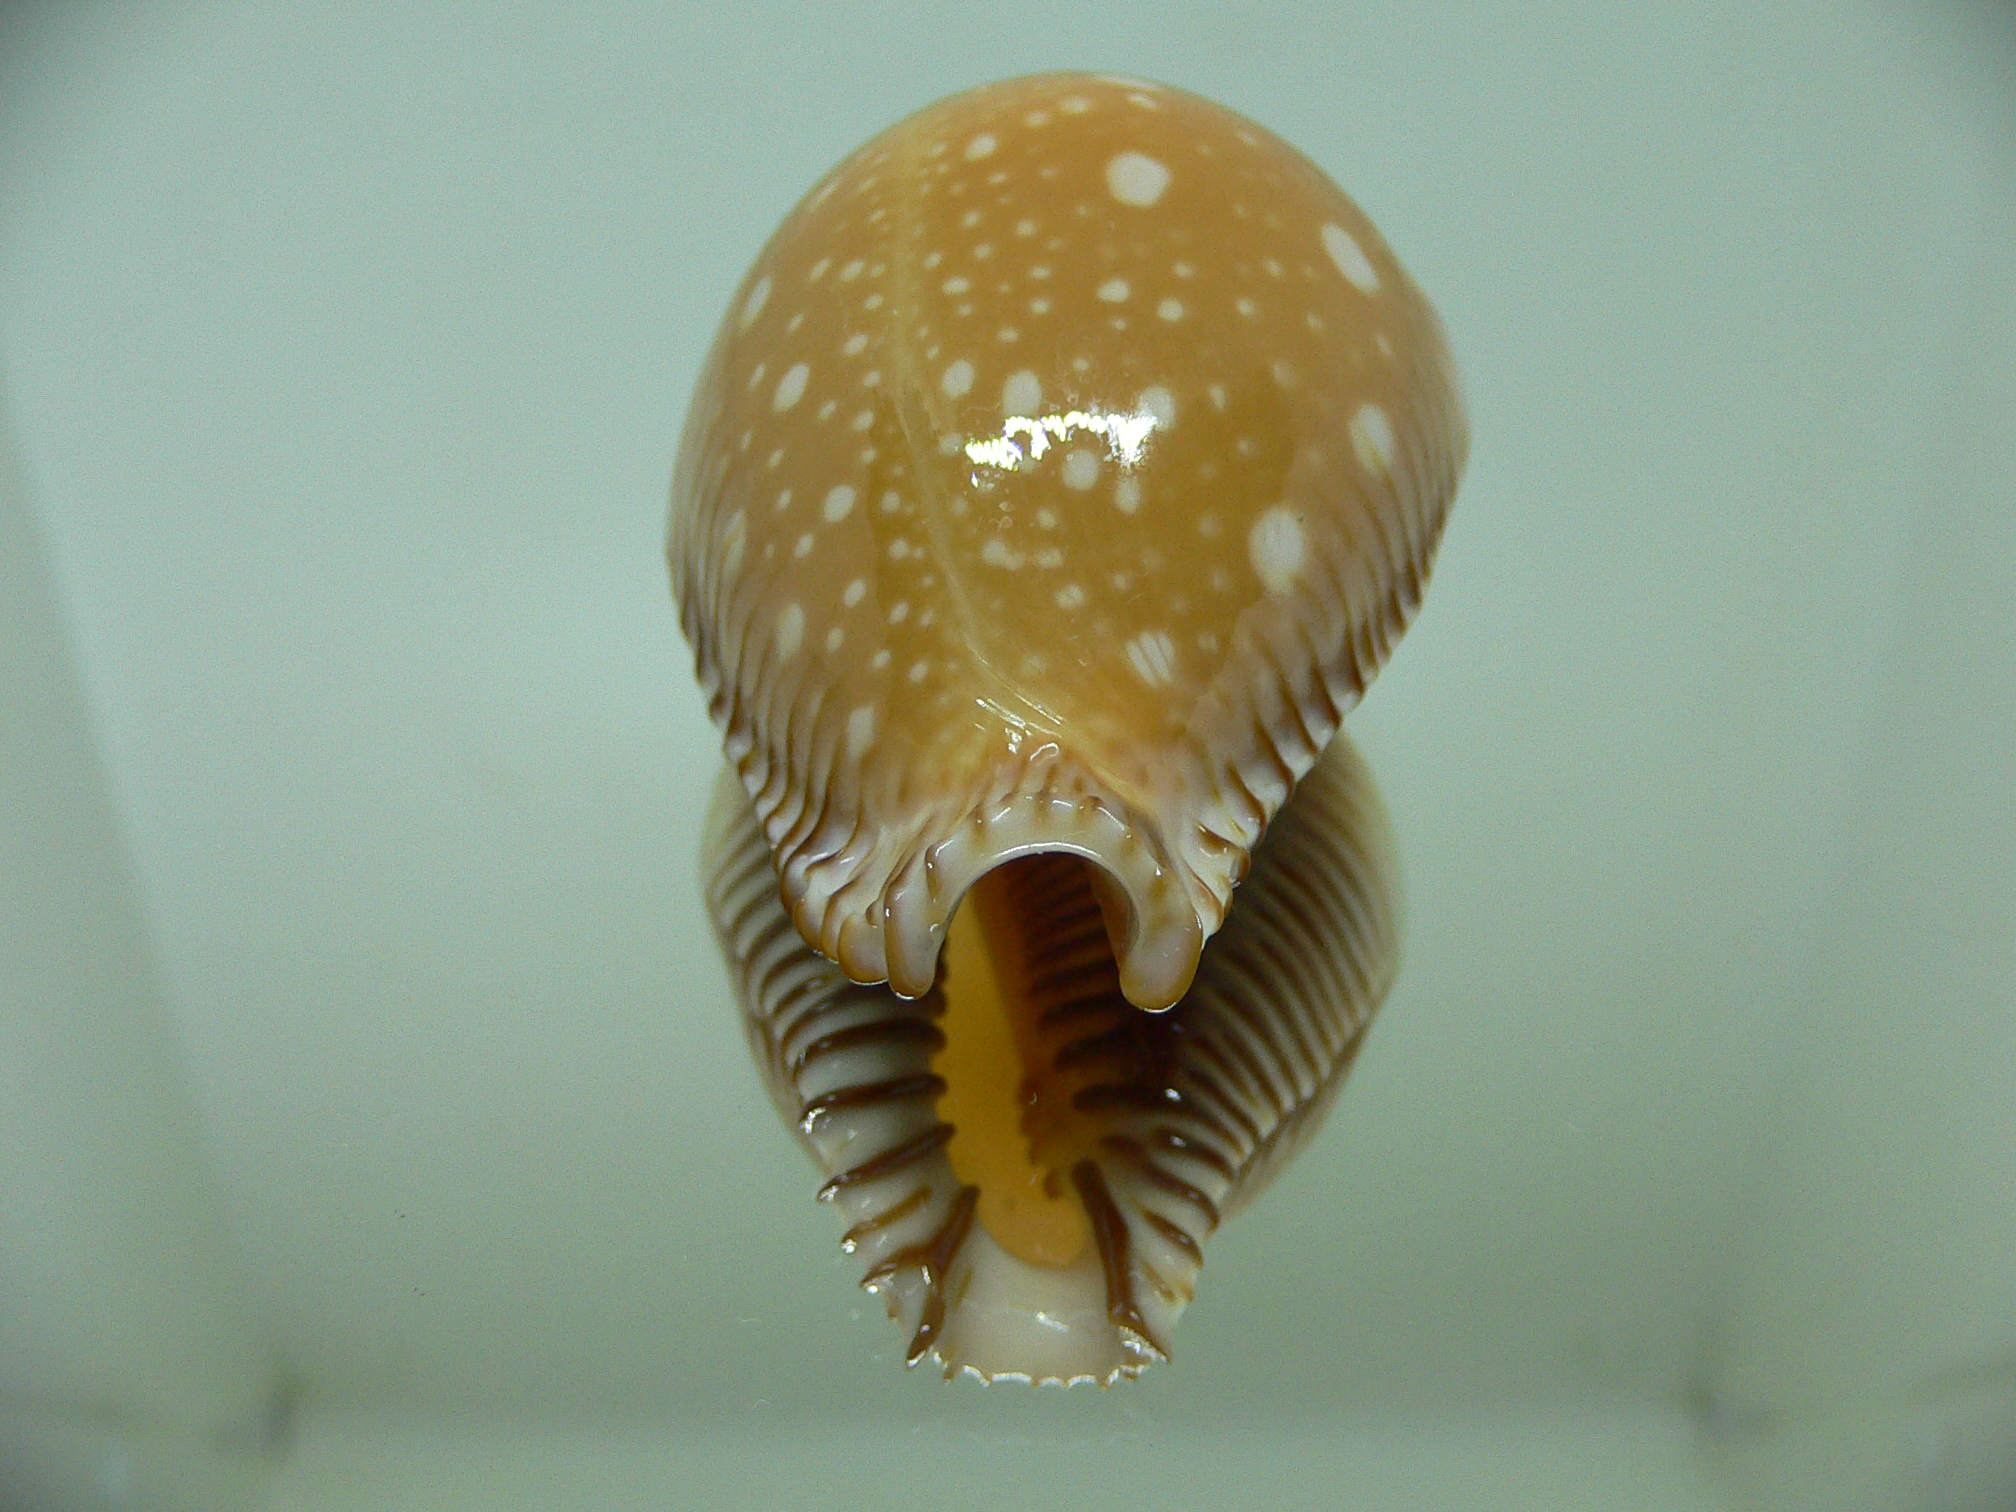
[670,73,1465,1382]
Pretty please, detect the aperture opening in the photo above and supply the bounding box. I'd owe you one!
[934,852,1146,1269]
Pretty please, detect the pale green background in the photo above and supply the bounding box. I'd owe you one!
[1,2,2012,1508]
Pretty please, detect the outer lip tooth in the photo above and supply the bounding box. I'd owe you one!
[1071,1159,1171,1365]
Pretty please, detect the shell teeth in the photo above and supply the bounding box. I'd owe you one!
[862,757,1213,1010]
[698,727,1401,1385]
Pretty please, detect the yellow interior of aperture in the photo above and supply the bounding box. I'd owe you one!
[934,865,1092,1269]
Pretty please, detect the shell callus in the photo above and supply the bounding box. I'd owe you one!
[671,72,1463,1381]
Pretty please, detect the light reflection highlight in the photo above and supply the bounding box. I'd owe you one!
[965,408,1159,473]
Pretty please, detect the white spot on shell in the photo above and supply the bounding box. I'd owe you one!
[907,660,929,683]
[740,276,771,329]
[965,132,997,160]
[1062,448,1100,490]
[941,359,975,398]
[843,332,868,355]
[826,626,844,651]
[1097,277,1130,303]
[1105,151,1171,207]
[1249,506,1307,594]
[775,603,804,660]
[773,363,809,411]
[1137,385,1176,428]
[1157,298,1184,321]
[822,484,857,523]
[721,510,746,576]
[1350,403,1395,473]
[843,578,867,607]
[1055,583,1085,610]
[1125,630,1178,687]
[1114,477,1141,514]
[1003,369,1042,414]
[1322,223,1380,293]
[846,705,876,759]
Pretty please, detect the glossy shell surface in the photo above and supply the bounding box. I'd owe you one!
[670,71,1463,1013]
[669,72,1465,1382]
